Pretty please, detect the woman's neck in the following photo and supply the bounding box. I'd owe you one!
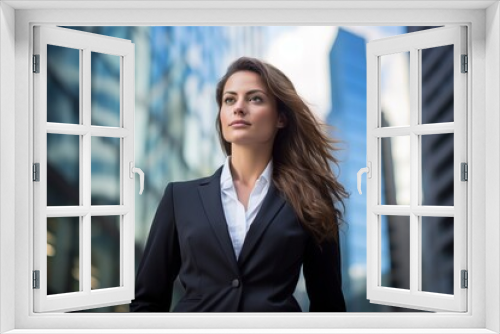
[229,146,272,187]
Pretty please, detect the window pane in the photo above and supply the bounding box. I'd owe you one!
[47,44,80,124]
[380,52,410,127]
[47,217,80,295]
[381,136,410,205]
[47,134,80,206]
[91,136,120,205]
[421,133,454,206]
[91,216,121,290]
[421,216,454,294]
[381,215,410,290]
[421,45,454,124]
[91,52,121,127]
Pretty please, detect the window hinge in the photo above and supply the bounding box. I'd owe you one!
[33,163,40,182]
[461,54,468,73]
[461,162,468,181]
[33,270,40,289]
[461,270,468,289]
[33,54,40,73]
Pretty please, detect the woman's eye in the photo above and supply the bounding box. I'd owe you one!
[224,96,262,104]
[250,96,263,102]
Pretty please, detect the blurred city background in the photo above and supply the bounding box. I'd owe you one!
[45,25,454,312]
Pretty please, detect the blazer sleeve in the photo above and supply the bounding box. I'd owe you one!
[129,183,181,312]
[303,234,346,312]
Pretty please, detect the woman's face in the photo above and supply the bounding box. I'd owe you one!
[220,70,285,150]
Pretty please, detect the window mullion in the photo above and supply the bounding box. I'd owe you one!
[122,48,135,293]
[82,47,92,294]
[82,215,91,293]
[119,55,125,288]
[79,44,84,295]
[79,45,84,294]
[410,47,419,294]
[413,123,454,135]
[45,206,129,217]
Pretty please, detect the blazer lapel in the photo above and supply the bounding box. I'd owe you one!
[198,167,239,269]
[237,182,286,267]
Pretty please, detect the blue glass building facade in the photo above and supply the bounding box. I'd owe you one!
[327,28,391,312]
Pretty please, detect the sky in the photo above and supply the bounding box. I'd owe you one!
[265,26,407,121]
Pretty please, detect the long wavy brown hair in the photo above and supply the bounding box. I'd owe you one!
[215,57,348,244]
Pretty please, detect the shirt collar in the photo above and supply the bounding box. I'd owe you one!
[220,157,233,191]
[220,156,273,191]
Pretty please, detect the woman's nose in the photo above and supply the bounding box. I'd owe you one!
[233,101,246,115]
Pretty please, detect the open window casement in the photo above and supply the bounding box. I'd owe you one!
[361,26,467,312]
[33,26,142,312]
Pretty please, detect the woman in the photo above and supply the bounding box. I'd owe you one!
[130,57,348,312]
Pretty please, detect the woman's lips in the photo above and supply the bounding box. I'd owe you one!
[229,120,251,127]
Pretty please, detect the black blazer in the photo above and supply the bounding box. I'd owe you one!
[129,167,346,312]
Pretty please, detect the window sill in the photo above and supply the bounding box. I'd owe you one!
[3,329,498,334]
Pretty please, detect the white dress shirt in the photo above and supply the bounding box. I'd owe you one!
[220,156,273,259]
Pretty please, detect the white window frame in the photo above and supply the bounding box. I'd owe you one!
[365,26,468,312]
[33,25,136,312]
[0,1,499,333]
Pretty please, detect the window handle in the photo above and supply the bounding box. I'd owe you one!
[129,162,144,195]
[357,162,372,195]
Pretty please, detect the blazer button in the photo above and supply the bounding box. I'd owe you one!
[232,279,240,288]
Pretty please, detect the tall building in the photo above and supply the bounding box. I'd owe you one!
[327,28,391,311]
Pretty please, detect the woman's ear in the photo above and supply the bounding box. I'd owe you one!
[277,112,287,129]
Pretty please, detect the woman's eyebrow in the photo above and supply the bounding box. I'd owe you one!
[223,89,268,96]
